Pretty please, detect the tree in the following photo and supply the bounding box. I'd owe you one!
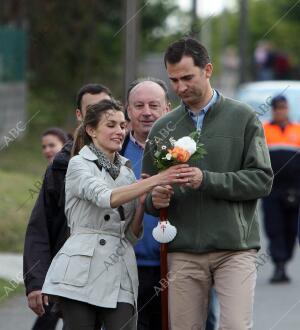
[205,0,300,81]
[25,0,179,100]
[27,0,123,96]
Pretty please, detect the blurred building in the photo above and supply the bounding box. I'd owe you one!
[0,1,27,149]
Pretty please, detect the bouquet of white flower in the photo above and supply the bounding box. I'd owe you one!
[152,131,206,243]
[153,131,206,171]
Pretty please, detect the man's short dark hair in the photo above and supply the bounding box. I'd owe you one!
[271,95,288,108]
[164,37,210,68]
[76,83,112,111]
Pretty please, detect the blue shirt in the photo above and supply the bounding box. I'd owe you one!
[123,134,160,267]
[185,89,219,130]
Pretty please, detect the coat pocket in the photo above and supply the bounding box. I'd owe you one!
[50,245,94,287]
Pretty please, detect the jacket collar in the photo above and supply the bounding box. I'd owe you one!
[79,145,98,161]
[177,92,226,126]
[79,145,129,166]
[52,139,73,170]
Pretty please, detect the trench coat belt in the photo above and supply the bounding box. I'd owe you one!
[70,226,126,239]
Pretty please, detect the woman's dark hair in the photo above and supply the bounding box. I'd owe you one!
[164,37,211,69]
[76,83,112,111]
[72,99,124,156]
[42,127,68,144]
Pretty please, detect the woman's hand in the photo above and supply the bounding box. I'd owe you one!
[155,164,193,186]
[110,165,194,208]
[138,173,150,204]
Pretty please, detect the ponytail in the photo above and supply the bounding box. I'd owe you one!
[71,123,91,156]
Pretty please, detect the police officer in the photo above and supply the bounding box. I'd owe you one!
[263,95,300,283]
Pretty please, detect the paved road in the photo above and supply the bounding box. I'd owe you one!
[253,226,300,330]
[0,253,23,281]
[0,226,299,330]
[0,295,63,330]
[0,253,63,330]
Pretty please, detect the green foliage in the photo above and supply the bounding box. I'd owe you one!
[0,169,40,252]
[0,278,25,304]
[0,92,69,253]
[140,0,179,53]
[272,0,300,22]
[27,0,123,98]
[246,0,300,70]
[24,0,180,105]
[198,0,300,79]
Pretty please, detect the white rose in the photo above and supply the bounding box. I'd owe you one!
[165,153,172,160]
[174,136,197,155]
[169,137,176,145]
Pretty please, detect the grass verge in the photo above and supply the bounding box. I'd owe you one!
[0,91,74,252]
[0,278,25,304]
[0,169,43,252]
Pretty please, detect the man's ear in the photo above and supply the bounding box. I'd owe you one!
[205,63,213,78]
[126,105,132,120]
[166,102,171,113]
[76,108,83,122]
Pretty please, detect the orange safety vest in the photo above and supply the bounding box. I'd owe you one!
[263,122,300,150]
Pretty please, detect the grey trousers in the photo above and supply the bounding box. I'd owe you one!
[60,297,135,330]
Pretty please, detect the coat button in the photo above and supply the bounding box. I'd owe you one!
[104,214,110,221]
[99,239,106,246]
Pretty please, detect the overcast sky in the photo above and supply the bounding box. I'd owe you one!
[177,0,236,17]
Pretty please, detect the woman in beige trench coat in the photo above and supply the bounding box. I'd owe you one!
[42,99,191,330]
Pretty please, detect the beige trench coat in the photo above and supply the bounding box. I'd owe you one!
[42,146,141,327]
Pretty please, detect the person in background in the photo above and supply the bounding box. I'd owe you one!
[41,128,69,163]
[263,95,300,283]
[42,99,190,330]
[143,37,273,330]
[23,83,112,329]
[274,52,291,80]
[123,77,170,329]
[29,127,69,330]
[254,40,276,81]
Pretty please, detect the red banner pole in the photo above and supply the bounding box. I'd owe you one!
[159,208,169,330]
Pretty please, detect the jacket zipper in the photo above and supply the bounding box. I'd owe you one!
[237,203,247,242]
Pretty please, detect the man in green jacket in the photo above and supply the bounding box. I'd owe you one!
[142,37,273,330]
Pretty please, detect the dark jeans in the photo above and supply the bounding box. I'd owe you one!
[263,191,299,263]
[32,303,59,330]
[137,266,219,330]
[60,298,134,330]
[137,266,161,330]
[206,288,219,330]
